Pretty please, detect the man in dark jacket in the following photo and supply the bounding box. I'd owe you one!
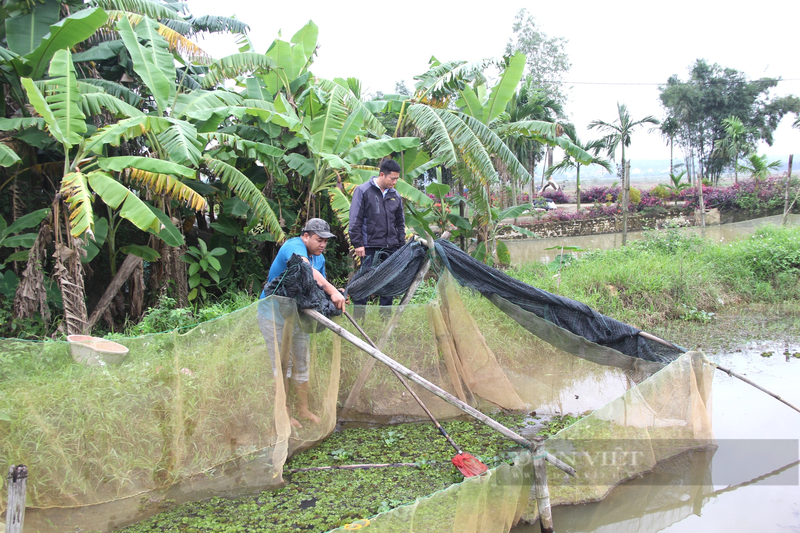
[349,159,405,307]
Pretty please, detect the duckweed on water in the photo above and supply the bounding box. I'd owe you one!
[121,414,577,532]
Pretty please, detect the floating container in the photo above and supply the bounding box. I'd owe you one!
[67,335,129,366]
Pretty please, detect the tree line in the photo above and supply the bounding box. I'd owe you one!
[0,2,797,338]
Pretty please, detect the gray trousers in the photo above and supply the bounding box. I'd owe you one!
[257,304,310,383]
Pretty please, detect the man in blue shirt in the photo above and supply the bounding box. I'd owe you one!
[349,159,406,312]
[258,219,345,428]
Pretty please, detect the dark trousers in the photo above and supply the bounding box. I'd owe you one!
[353,247,398,308]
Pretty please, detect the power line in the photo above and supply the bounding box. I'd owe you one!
[541,78,800,86]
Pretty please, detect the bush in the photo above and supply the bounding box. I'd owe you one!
[629,187,641,205]
[651,185,671,200]
[581,186,620,204]
[683,177,793,213]
[541,189,572,204]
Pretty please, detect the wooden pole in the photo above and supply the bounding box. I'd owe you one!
[532,438,554,533]
[713,363,800,415]
[285,462,419,473]
[87,254,143,329]
[783,154,794,226]
[304,309,577,477]
[5,465,27,533]
[622,160,630,245]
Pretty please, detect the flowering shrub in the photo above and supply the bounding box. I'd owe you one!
[636,191,664,209]
[541,190,573,204]
[683,177,790,213]
[581,186,620,203]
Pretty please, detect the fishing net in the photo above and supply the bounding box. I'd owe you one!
[1,246,714,532]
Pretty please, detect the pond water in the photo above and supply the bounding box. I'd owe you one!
[513,340,800,533]
[504,214,800,265]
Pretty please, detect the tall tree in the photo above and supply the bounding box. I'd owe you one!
[545,128,612,211]
[504,8,570,105]
[589,103,658,244]
[659,59,800,183]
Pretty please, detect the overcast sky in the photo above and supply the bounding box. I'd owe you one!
[186,0,800,164]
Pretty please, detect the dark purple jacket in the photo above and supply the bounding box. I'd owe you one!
[349,177,405,249]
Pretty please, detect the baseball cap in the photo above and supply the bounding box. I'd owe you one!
[302,218,336,239]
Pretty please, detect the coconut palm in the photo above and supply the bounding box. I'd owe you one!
[738,154,781,183]
[545,128,612,210]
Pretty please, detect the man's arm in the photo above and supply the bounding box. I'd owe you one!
[395,195,406,248]
[349,185,366,257]
[299,256,346,311]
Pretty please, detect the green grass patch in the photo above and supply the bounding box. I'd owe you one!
[508,224,800,328]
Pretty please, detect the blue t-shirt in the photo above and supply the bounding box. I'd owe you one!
[260,236,326,298]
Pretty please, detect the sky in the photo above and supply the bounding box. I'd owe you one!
[185,0,800,168]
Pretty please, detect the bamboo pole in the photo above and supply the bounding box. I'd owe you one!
[713,363,800,415]
[532,438,554,533]
[638,331,800,415]
[344,309,468,456]
[304,309,577,477]
[5,465,27,533]
[285,462,419,473]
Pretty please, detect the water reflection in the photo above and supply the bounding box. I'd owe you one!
[505,214,800,265]
[513,340,800,532]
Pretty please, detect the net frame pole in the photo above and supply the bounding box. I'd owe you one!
[304,309,577,477]
[6,465,28,533]
[639,332,800,415]
[532,438,554,533]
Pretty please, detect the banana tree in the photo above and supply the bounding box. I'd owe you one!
[382,53,592,262]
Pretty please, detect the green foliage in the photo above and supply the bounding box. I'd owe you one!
[508,224,800,327]
[680,305,715,323]
[659,59,800,181]
[123,296,195,335]
[651,185,671,200]
[629,187,641,205]
[181,239,226,301]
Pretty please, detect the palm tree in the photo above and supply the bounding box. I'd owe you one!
[544,128,612,210]
[713,116,755,184]
[589,103,658,243]
[738,154,781,183]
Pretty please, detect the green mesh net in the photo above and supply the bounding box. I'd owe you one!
[0,274,714,532]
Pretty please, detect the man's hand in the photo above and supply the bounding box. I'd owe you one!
[330,289,346,311]
[354,246,365,258]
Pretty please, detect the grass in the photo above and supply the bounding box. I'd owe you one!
[507,224,800,330]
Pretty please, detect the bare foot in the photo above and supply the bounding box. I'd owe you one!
[290,417,303,429]
[297,409,321,425]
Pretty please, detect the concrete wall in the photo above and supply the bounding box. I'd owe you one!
[498,210,716,239]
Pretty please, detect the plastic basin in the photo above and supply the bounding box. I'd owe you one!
[67,335,129,366]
